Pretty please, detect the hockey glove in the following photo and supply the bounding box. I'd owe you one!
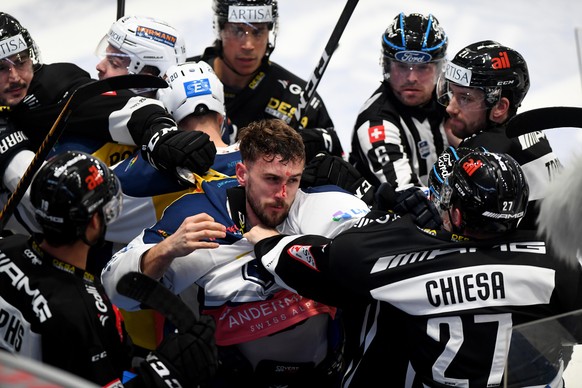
[143,127,216,186]
[299,127,344,162]
[374,182,442,229]
[139,314,218,388]
[301,153,375,206]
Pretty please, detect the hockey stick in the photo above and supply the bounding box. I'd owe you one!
[506,106,582,137]
[117,0,125,20]
[116,271,197,333]
[293,0,360,129]
[0,74,168,231]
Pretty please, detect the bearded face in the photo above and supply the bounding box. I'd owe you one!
[238,156,303,228]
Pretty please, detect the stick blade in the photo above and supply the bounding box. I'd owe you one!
[116,272,197,333]
[506,107,582,137]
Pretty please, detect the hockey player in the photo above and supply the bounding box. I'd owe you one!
[349,12,454,190]
[50,15,191,184]
[0,12,216,230]
[102,118,371,387]
[246,150,582,387]
[436,40,562,229]
[189,0,343,161]
[107,61,242,354]
[0,150,220,387]
[107,60,240,244]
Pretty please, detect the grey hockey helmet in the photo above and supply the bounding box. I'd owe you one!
[30,151,122,246]
[96,15,187,76]
[212,0,278,57]
[440,151,528,234]
[157,61,226,123]
[437,40,530,110]
[381,12,448,78]
[0,12,41,65]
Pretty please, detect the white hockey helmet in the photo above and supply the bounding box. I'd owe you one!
[96,15,187,76]
[157,61,226,123]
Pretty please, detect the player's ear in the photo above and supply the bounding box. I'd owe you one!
[85,212,103,245]
[450,206,463,229]
[236,162,248,186]
[490,97,510,123]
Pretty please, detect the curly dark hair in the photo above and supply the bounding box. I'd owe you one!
[238,119,305,166]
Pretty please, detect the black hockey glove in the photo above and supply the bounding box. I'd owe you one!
[301,153,375,206]
[299,127,344,162]
[374,182,442,229]
[142,127,216,186]
[138,314,218,388]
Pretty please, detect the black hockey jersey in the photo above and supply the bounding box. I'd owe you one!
[0,235,133,386]
[254,211,582,387]
[9,62,173,150]
[189,48,343,159]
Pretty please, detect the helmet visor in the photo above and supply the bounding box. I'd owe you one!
[102,175,123,225]
[95,37,132,73]
[436,76,499,111]
[382,55,444,82]
[0,53,33,77]
[221,23,269,43]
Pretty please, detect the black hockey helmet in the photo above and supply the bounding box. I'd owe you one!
[30,151,122,246]
[438,40,530,110]
[440,151,528,234]
[212,0,278,57]
[0,12,41,65]
[381,12,448,77]
[428,146,476,206]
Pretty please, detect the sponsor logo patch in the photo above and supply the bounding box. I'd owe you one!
[0,34,27,59]
[394,50,433,63]
[135,26,177,47]
[228,5,274,23]
[183,78,212,98]
[288,245,318,271]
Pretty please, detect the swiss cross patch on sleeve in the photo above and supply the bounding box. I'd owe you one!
[368,125,385,143]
